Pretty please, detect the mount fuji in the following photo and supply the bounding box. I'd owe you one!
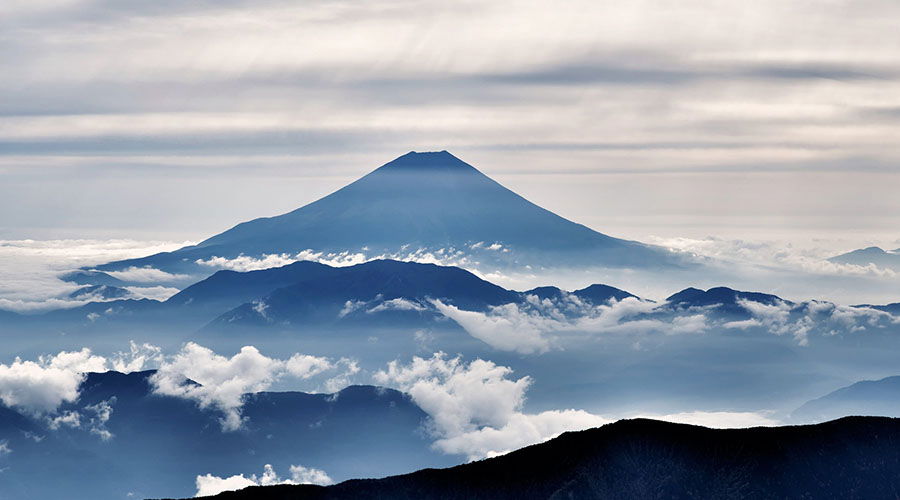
[90,151,687,281]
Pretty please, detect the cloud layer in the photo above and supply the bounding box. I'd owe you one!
[434,289,898,352]
[0,239,190,312]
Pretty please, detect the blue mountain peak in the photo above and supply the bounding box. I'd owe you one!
[372,150,481,174]
[91,151,685,276]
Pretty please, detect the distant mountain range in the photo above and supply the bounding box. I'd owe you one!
[11,260,898,345]
[829,246,900,271]
[869,303,900,315]
[206,259,518,329]
[81,151,688,284]
[177,416,900,500]
[664,286,787,317]
[0,370,450,500]
[793,375,900,422]
[27,260,642,334]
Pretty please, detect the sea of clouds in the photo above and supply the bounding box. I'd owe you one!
[0,239,191,313]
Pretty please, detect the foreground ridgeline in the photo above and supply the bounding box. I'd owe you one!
[171,416,900,500]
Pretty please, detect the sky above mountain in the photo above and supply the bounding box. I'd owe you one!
[1,0,898,248]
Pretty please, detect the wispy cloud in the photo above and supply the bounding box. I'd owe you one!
[1,0,898,243]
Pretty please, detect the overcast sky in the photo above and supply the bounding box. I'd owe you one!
[1,0,898,250]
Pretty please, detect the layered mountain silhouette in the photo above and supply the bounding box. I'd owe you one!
[523,284,637,304]
[793,375,900,422]
[182,416,900,500]
[34,260,642,335]
[24,262,900,345]
[88,151,686,281]
[207,259,522,329]
[0,370,451,500]
[207,261,646,330]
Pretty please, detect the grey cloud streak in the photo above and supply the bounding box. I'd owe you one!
[0,0,898,246]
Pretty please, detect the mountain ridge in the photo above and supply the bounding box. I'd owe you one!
[792,375,900,422]
[829,246,900,271]
[177,416,900,500]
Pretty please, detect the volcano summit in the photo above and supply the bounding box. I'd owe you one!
[91,151,686,280]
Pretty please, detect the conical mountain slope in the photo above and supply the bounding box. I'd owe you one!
[95,151,683,276]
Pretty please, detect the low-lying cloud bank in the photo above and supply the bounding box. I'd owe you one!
[436,290,898,353]
[637,411,780,428]
[0,238,190,313]
[195,464,333,497]
[5,237,900,315]
[650,236,899,279]
[194,245,510,275]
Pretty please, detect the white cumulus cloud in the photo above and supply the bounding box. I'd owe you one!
[374,353,609,460]
[431,300,553,354]
[195,464,333,497]
[0,348,106,414]
[151,343,358,431]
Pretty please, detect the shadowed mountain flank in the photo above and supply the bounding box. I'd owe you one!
[185,417,900,500]
[91,151,685,278]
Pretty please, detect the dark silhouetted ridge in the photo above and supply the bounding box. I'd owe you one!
[573,284,636,303]
[178,416,900,500]
[667,286,787,308]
